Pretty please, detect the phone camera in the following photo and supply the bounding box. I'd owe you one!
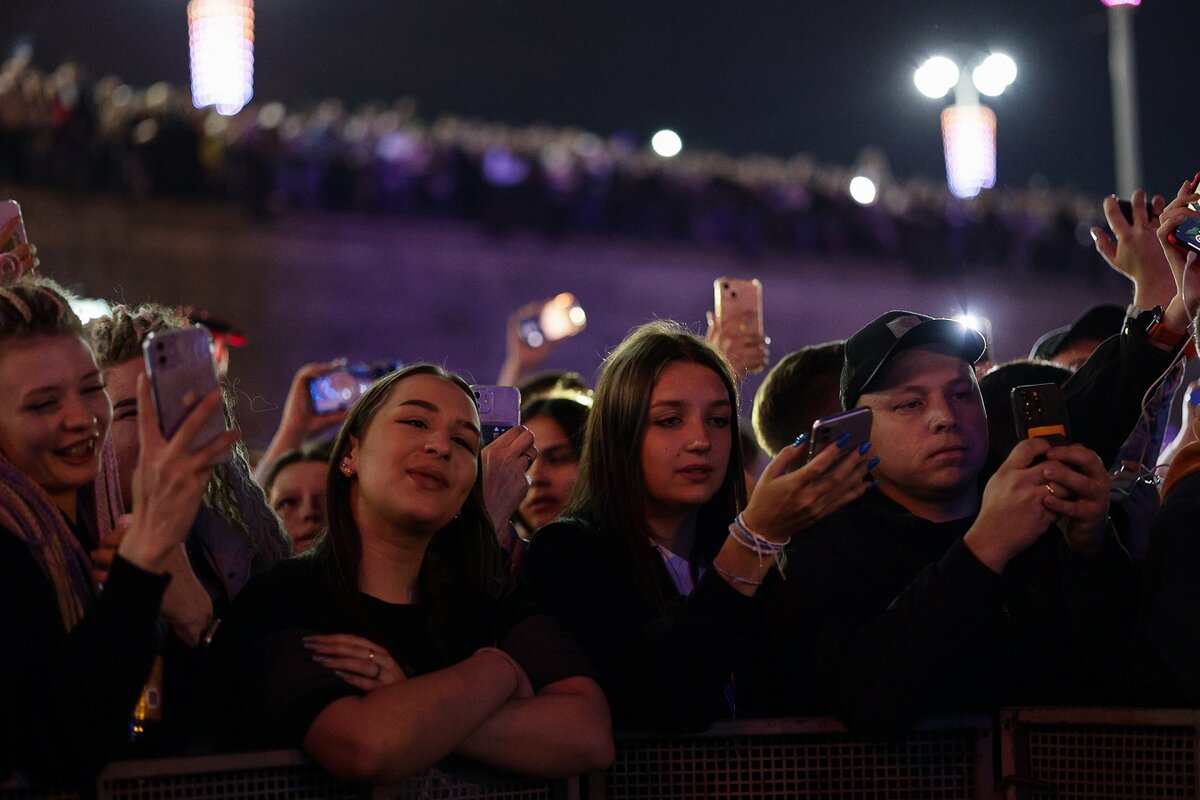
[157,342,165,350]
[158,356,167,365]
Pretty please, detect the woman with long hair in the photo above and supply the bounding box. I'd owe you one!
[0,276,236,785]
[219,364,612,782]
[522,320,875,729]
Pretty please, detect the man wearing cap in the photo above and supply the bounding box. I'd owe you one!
[739,305,1186,737]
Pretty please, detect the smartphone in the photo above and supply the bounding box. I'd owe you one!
[471,385,521,445]
[807,407,872,463]
[307,360,403,415]
[1115,199,1156,225]
[1168,217,1200,256]
[1011,383,1072,448]
[143,328,229,461]
[713,278,764,338]
[0,200,27,253]
[519,293,587,348]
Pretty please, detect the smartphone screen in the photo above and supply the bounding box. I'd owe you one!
[307,361,402,415]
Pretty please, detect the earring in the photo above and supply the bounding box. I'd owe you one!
[340,459,354,477]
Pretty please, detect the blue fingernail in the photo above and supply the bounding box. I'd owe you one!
[867,456,881,470]
[858,441,871,456]
[866,479,878,492]
[836,433,851,448]
[793,433,808,447]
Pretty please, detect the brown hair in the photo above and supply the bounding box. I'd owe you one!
[562,320,746,611]
[0,275,82,342]
[316,364,504,659]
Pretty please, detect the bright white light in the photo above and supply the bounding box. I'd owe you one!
[972,53,1017,97]
[650,129,683,158]
[848,176,878,205]
[71,297,111,325]
[1101,0,1140,6]
[953,313,982,333]
[188,0,254,116]
[941,105,997,199]
[914,56,960,99]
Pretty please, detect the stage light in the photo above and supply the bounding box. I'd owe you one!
[941,105,996,199]
[188,0,254,116]
[849,176,878,206]
[651,129,683,158]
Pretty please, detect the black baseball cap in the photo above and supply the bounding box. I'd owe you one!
[840,310,987,409]
[1028,304,1125,361]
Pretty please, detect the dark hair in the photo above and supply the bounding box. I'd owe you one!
[562,320,746,611]
[518,370,590,400]
[752,341,845,456]
[262,442,332,497]
[520,392,591,460]
[977,359,1073,485]
[316,363,505,659]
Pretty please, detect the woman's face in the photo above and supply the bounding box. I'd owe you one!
[519,413,579,531]
[344,373,481,538]
[639,360,732,522]
[0,335,113,513]
[269,459,327,554]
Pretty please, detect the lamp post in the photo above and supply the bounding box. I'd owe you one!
[1102,0,1142,196]
[914,52,1017,199]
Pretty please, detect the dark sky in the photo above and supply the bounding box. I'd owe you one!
[9,1,1199,197]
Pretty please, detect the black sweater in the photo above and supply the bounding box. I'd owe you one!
[522,519,762,731]
[0,529,168,786]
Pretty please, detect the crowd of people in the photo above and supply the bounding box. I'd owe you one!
[1,173,1200,789]
[0,56,1105,275]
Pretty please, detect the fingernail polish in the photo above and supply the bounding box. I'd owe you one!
[867,456,881,470]
[836,433,851,448]
[793,433,808,447]
[866,479,878,492]
[312,654,329,664]
[858,441,872,456]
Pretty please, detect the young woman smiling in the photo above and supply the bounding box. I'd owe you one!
[0,276,236,785]
[218,364,613,782]
[522,321,875,730]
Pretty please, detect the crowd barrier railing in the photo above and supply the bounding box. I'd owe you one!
[998,707,1200,800]
[8,709,1200,800]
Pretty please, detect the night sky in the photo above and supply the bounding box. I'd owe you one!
[9,1,1199,198]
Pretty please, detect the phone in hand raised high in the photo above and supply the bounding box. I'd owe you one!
[307,361,403,416]
[0,200,27,253]
[143,328,229,461]
[713,277,764,338]
[807,407,872,463]
[471,385,521,445]
[519,294,587,348]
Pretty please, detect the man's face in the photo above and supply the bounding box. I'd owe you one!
[856,346,988,519]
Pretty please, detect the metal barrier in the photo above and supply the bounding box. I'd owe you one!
[585,716,994,800]
[999,707,1200,800]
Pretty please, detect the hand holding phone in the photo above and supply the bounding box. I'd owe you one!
[472,385,521,445]
[0,200,36,281]
[709,277,768,377]
[519,294,587,348]
[307,360,403,415]
[807,407,873,464]
[142,328,230,462]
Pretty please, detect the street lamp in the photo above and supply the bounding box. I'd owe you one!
[1101,0,1142,196]
[914,52,1017,199]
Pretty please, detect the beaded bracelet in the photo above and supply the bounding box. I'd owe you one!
[727,514,789,578]
[712,560,763,587]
